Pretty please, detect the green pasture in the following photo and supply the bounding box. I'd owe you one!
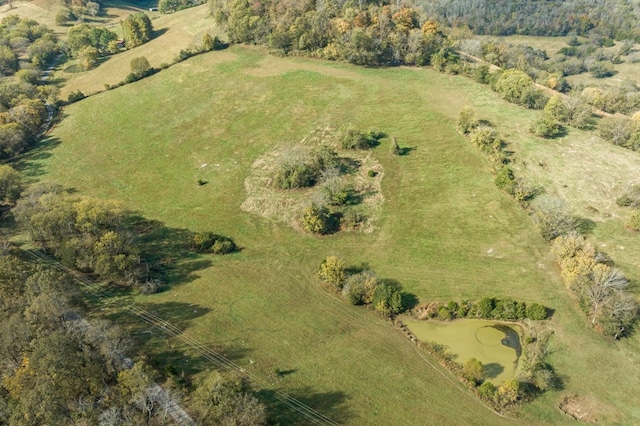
[24,44,640,424]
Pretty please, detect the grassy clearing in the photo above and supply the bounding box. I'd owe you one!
[26,44,640,424]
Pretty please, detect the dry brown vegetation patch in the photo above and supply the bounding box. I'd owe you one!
[559,394,605,423]
[241,125,384,233]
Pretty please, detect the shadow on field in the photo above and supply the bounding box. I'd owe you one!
[133,219,214,288]
[153,28,169,39]
[258,387,352,425]
[139,301,211,329]
[13,136,61,182]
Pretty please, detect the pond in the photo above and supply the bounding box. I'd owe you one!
[404,318,522,385]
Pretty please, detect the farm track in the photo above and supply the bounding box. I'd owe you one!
[19,246,340,426]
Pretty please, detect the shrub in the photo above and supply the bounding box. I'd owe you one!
[494,70,534,105]
[473,64,491,84]
[275,162,317,189]
[340,208,363,229]
[462,358,484,385]
[478,381,497,401]
[543,95,569,123]
[211,238,236,255]
[625,209,640,232]
[531,196,575,241]
[340,127,379,150]
[367,169,376,177]
[525,303,548,320]
[389,135,400,156]
[437,305,453,320]
[457,106,478,134]
[498,380,521,405]
[494,166,516,195]
[137,279,161,295]
[616,187,640,207]
[530,114,562,138]
[342,270,379,305]
[274,146,340,189]
[372,280,405,317]
[190,232,237,254]
[589,61,616,78]
[301,204,336,234]
[318,256,346,289]
[67,90,86,103]
[130,56,152,78]
[476,297,495,318]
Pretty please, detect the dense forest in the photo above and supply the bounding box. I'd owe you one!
[419,0,640,41]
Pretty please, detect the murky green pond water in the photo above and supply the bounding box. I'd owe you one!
[405,319,522,384]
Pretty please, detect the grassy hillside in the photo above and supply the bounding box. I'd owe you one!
[25,43,640,424]
[58,4,221,98]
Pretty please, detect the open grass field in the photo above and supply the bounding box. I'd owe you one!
[21,41,640,424]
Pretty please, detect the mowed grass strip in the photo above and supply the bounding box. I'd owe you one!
[36,46,640,424]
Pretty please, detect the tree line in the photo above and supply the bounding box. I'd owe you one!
[419,0,640,41]
[209,0,458,68]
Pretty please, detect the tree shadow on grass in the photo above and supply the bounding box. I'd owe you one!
[131,218,215,288]
[258,387,352,425]
[12,136,62,182]
[574,217,597,235]
[398,146,416,156]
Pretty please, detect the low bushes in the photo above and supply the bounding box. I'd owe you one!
[318,256,413,318]
[340,127,382,150]
[189,231,237,254]
[413,298,549,321]
[273,146,340,190]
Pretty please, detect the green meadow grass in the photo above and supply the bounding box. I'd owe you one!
[29,45,640,424]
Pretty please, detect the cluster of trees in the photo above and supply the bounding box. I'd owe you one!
[415,298,548,322]
[552,232,638,337]
[0,246,267,424]
[0,82,50,160]
[420,0,640,41]
[67,23,118,70]
[64,13,152,72]
[466,36,640,153]
[598,113,640,151]
[159,0,205,14]
[12,183,151,288]
[318,256,411,317]
[209,0,460,68]
[0,16,58,75]
[190,371,267,425]
[57,0,102,24]
[581,84,640,116]
[474,36,629,84]
[0,250,145,424]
